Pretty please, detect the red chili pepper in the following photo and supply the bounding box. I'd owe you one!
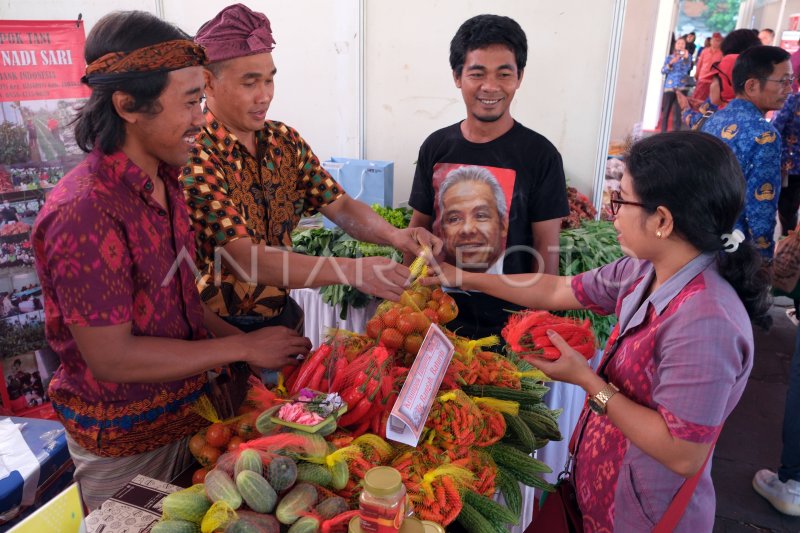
[370,411,382,435]
[307,363,327,391]
[351,418,371,437]
[339,396,372,427]
[291,344,332,394]
[340,386,365,408]
[541,346,562,360]
[378,374,393,403]
[532,335,553,348]
[328,356,348,393]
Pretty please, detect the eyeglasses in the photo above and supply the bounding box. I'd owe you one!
[609,190,648,215]
[759,75,797,87]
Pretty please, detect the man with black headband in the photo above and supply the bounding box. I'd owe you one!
[32,10,311,509]
[184,4,442,335]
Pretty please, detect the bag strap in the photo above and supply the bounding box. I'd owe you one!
[653,429,721,532]
[691,110,715,131]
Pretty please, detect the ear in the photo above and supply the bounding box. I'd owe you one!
[111,91,137,124]
[652,205,675,238]
[202,68,215,96]
[516,68,524,88]
[743,78,760,96]
[453,69,462,88]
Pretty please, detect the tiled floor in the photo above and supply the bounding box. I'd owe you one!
[713,298,800,532]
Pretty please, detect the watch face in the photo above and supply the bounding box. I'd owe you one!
[588,398,604,415]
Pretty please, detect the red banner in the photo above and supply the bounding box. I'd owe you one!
[0,20,90,102]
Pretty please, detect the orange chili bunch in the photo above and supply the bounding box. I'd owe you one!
[473,403,507,447]
[502,310,596,361]
[407,476,463,525]
[441,357,473,389]
[426,390,484,449]
[461,449,498,497]
[472,351,522,389]
[405,465,473,526]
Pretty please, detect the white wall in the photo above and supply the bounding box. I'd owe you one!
[365,0,620,202]
[163,0,362,163]
[611,0,661,141]
[752,0,784,34]
[1,0,623,203]
[643,0,679,130]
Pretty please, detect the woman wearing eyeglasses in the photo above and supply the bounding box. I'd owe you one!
[424,131,770,532]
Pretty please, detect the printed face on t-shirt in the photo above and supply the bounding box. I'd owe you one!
[432,164,514,272]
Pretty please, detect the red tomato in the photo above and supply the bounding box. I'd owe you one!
[380,328,405,350]
[234,412,259,440]
[439,293,456,308]
[436,294,458,324]
[188,433,206,458]
[404,333,424,355]
[227,436,244,452]
[409,312,430,333]
[437,304,457,324]
[366,318,382,339]
[396,315,417,336]
[423,308,439,324]
[431,288,445,301]
[381,308,400,328]
[205,422,232,448]
[197,444,221,467]
[192,467,210,485]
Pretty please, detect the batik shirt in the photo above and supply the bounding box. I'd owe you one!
[181,109,343,318]
[771,92,800,177]
[32,149,209,457]
[661,54,691,90]
[571,254,753,532]
[701,98,781,257]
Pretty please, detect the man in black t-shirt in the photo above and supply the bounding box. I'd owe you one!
[408,14,568,339]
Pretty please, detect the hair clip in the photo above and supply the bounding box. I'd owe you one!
[720,229,745,253]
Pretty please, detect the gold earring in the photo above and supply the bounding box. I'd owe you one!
[656,230,663,238]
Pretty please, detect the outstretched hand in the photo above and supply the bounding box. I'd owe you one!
[391,227,443,258]
[526,330,595,387]
[419,260,465,289]
[244,326,312,369]
[354,256,410,302]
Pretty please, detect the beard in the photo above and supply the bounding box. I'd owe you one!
[472,110,504,123]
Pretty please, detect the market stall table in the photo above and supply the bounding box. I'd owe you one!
[293,286,593,531]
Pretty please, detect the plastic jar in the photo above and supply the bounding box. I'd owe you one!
[350,516,423,533]
[420,520,444,533]
[359,466,407,533]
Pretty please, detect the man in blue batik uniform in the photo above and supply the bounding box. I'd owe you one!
[701,45,792,259]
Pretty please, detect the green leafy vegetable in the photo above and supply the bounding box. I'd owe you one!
[558,220,623,347]
[370,204,412,229]
[291,225,403,319]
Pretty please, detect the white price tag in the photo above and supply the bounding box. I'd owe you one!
[385,324,454,446]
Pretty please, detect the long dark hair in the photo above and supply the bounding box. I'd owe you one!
[74,11,190,154]
[626,131,771,327]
